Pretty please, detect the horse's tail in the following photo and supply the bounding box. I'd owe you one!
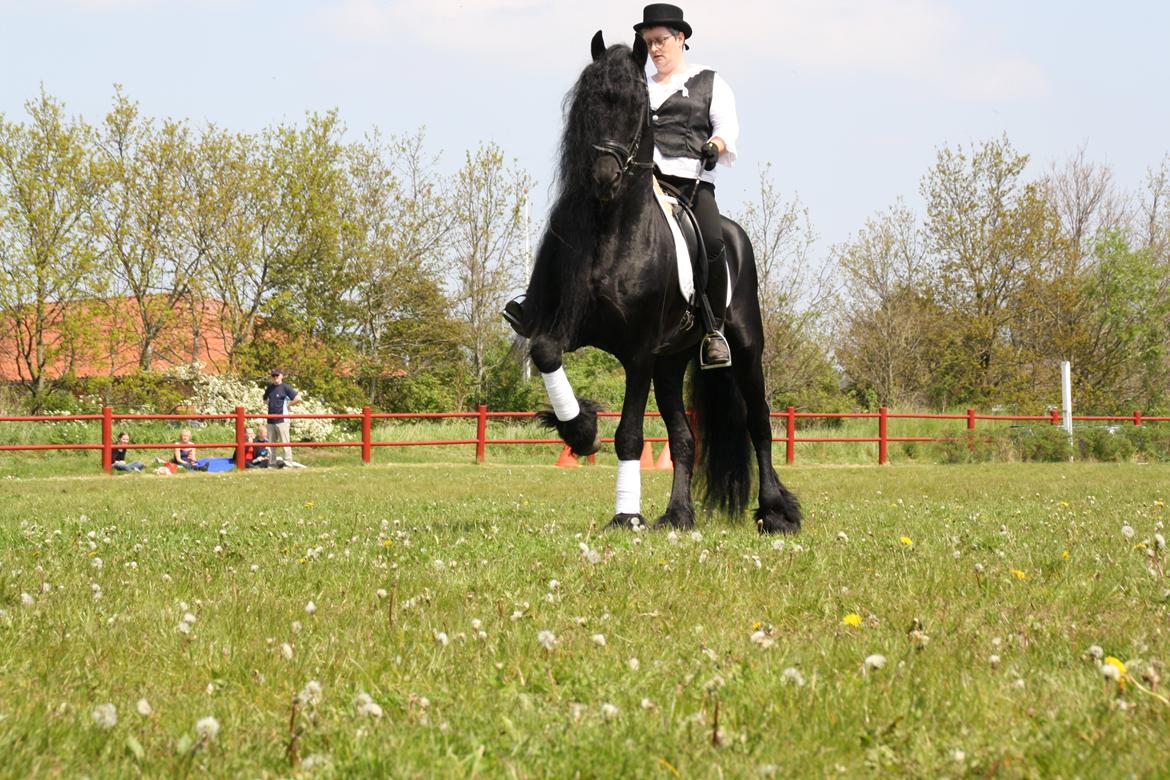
[692,362,753,517]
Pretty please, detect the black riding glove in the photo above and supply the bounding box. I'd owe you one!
[701,141,720,171]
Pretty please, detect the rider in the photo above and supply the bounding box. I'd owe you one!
[637,3,737,369]
[503,3,738,369]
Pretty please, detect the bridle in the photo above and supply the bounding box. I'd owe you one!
[591,91,654,187]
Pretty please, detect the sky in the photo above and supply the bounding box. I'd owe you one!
[2,0,1169,255]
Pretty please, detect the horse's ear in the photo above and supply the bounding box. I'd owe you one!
[591,30,606,61]
[632,35,648,68]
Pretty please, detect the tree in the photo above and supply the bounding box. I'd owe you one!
[345,129,458,403]
[734,163,840,409]
[834,201,935,407]
[445,142,533,406]
[94,88,196,371]
[920,135,1061,405]
[0,90,106,406]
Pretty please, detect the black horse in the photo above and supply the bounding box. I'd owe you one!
[524,33,801,534]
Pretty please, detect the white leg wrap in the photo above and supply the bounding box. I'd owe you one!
[542,366,580,422]
[615,460,642,516]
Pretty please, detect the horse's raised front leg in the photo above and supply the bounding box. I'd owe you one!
[530,336,601,456]
[652,354,696,530]
[606,361,653,530]
[732,344,802,534]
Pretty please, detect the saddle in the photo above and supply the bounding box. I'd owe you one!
[650,177,729,354]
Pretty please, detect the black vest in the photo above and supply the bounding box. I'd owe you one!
[650,69,715,161]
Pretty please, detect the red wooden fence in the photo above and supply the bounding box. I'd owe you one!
[1,406,1167,473]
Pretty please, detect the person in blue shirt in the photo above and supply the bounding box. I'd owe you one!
[263,369,304,467]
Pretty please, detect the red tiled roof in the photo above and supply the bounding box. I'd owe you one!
[0,296,234,381]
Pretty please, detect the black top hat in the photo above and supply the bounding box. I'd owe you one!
[633,3,692,40]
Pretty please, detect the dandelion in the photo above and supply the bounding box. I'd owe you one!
[974,563,985,574]
[376,588,388,600]
[470,618,483,631]
[91,557,103,570]
[1121,524,1135,540]
[628,657,641,671]
[591,634,607,647]
[1085,645,1105,661]
[136,698,153,717]
[304,601,316,615]
[537,630,557,651]
[280,643,294,660]
[1102,656,1128,687]
[771,539,786,551]
[298,680,323,707]
[291,620,303,634]
[781,667,806,687]
[510,609,524,621]
[909,629,930,648]
[837,532,849,543]
[988,654,1001,668]
[1155,534,1166,551]
[690,531,703,542]
[177,620,192,635]
[899,536,913,547]
[20,592,34,607]
[433,631,450,647]
[667,531,680,544]
[842,613,862,627]
[863,654,887,672]
[548,579,560,590]
[355,692,383,719]
[579,543,602,564]
[641,698,656,710]
[1010,569,1027,580]
[751,630,775,649]
[92,703,117,729]
[600,702,620,720]
[952,749,966,763]
[195,715,220,743]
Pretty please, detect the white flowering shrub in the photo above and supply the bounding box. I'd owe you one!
[171,363,339,442]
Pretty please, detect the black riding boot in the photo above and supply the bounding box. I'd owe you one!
[502,294,532,338]
[698,248,731,369]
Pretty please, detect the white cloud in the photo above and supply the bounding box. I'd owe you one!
[312,0,1048,101]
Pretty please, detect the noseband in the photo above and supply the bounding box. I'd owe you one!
[592,95,654,185]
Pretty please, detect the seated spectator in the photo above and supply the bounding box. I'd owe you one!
[111,431,145,472]
[173,429,199,469]
[249,425,271,468]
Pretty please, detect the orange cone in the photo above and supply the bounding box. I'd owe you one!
[640,441,655,470]
[554,445,579,468]
[655,442,673,470]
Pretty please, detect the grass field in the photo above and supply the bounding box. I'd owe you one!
[1,461,1168,778]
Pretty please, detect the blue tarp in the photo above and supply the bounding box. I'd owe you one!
[195,457,236,472]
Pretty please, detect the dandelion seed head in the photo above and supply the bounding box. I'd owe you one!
[781,667,806,686]
[136,698,152,717]
[863,654,887,672]
[280,643,294,660]
[91,703,117,729]
[600,702,620,720]
[591,634,607,647]
[537,630,557,651]
[195,715,219,742]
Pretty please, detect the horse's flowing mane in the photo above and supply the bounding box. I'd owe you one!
[528,44,648,340]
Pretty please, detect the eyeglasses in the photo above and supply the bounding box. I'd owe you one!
[644,33,677,50]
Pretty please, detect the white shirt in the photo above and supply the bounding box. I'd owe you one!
[646,63,739,184]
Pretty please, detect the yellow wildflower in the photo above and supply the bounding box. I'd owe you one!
[1103,656,1128,688]
[900,536,913,546]
[382,539,394,548]
[304,501,315,509]
[1010,569,1027,580]
[842,613,862,627]
[1061,550,1070,560]
[752,621,763,631]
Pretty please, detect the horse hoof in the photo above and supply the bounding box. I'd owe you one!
[755,509,801,535]
[607,513,646,530]
[653,507,695,530]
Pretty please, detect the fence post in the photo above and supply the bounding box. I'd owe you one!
[101,406,113,474]
[967,408,976,431]
[361,406,372,464]
[1134,410,1143,427]
[878,406,888,465]
[234,406,247,470]
[1049,408,1061,425]
[785,406,796,465]
[475,404,488,464]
